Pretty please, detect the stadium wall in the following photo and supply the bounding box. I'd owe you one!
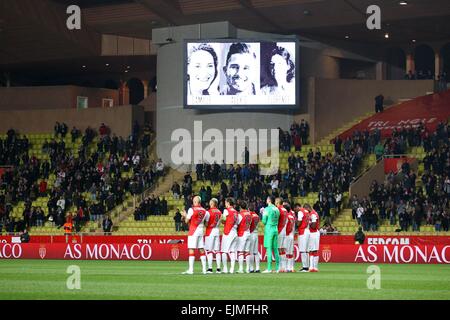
[349,159,385,199]
[0,104,143,137]
[0,85,119,110]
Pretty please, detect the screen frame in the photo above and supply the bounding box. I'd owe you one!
[183,38,300,111]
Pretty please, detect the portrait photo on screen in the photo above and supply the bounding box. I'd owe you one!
[260,42,296,100]
[186,43,221,96]
[218,42,260,96]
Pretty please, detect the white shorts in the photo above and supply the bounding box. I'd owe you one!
[284,235,294,255]
[221,234,237,253]
[298,229,310,252]
[237,233,251,252]
[204,235,220,252]
[249,232,259,254]
[278,234,286,249]
[188,235,204,249]
[308,231,320,252]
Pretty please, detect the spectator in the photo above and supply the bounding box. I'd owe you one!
[20,229,30,243]
[356,204,364,226]
[335,191,342,213]
[351,195,359,220]
[155,158,165,176]
[243,147,250,165]
[102,214,113,235]
[354,227,366,244]
[173,209,182,232]
[375,94,384,113]
[374,142,384,161]
[196,161,204,181]
[39,180,47,196]
[442,212,449,232]
[161,197,168,215]
[63,218,73,235]
[171,182,181,200]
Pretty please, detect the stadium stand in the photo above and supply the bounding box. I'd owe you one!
[114,115,377,235]
[0,122,170,235]
[111,93,450,237]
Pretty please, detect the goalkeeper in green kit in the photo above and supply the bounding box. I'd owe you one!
[261,195,280,273]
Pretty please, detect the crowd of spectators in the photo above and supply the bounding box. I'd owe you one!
[279,119,310,152]
[405,70,448,91]
[350,121,449,232]
[333,121,448,159]
[167,119,365,229]
[0,129,30,166]
[0,121,160,234]
[404,70,448,81]
[134,195,169,220]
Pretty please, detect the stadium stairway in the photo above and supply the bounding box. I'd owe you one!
[94,167,186,234]
[316,111,375,146]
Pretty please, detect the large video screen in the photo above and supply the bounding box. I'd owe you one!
[184,39,298,109]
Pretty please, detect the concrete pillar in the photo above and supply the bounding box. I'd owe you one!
[119,81,129,105]
[142,80,149,98]
[3,72,11,87]
[406,53,415,74]
[435,52,442,79]
[376,62,385,80]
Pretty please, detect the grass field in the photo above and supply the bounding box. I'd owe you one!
[0,260,449,300]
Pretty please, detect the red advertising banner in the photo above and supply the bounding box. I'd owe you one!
[384,157,415,174]
[337,91,450,141]
[1,235,449,246]
[1,243,449,264]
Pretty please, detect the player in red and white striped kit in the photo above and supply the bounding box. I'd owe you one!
[283,202,296,272]
[275,197,288,272]
[220,197,241,274]
[236,201,252,273]
[248,204,260,273]
[181,195,208,274]
[308,207,321,272]
[204,198,222,274]
[296,203,310,272]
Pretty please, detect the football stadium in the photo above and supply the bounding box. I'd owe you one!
[1,0,450,304]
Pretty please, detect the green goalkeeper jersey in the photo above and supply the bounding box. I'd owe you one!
[262,204,279,241]
[262,203,280,271]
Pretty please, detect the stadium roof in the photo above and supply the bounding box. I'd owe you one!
[1,0,450,67]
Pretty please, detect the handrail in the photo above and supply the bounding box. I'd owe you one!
[350,151,417,184]
[383,154,417,158]
[351,155,382,184]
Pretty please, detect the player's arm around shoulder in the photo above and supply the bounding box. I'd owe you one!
[204,210,210,225]
[221,208,228,224]
[261,207,269,225]
[182,208,193,224]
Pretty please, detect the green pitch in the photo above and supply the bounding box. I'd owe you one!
[0,260,449,300]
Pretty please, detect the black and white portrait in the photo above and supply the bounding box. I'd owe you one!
[186,43,220,96]
[260,42,296,97]
[219,42,260,96]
